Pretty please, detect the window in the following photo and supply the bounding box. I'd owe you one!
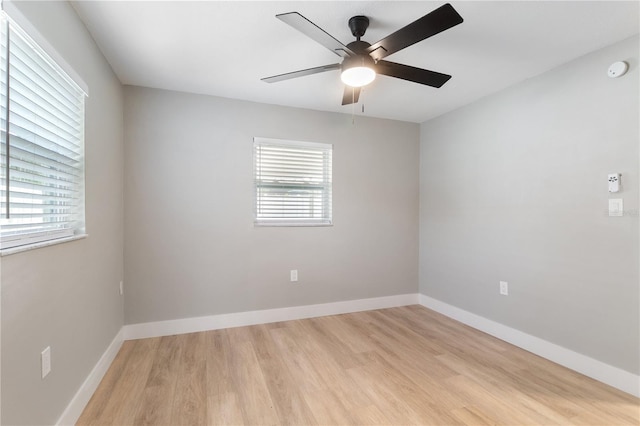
[0,11,86,250]
[254,137,332,226]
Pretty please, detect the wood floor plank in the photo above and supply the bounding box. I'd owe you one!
[133,335,184,425]
[170,333,207,426]
[75,340,136,425]
[205,330,244,426]
[225,328,279,425]
[78,306,639,425]
[360,310,460,382]
[300,316,367,370]
[269,325,329,393]
[288,319,374,411]
[79,338,161,426]
[515,358,640,422]
[354,351,464,425]
[361,310,448,358]
[446,374,546,425]
[450,405,498,426]
[359,334,468,413]
[206,392,242,426]
[250,324,318,425]
[302,389,358,425]
[351,403,394,425]
[438,352,575,424]
[318,314,376,354]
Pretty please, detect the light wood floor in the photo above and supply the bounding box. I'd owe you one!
[78,305,639,425]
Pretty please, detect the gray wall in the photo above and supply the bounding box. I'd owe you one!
[124,86,419,325]
[419,36,639,374]
[1,2,124,425]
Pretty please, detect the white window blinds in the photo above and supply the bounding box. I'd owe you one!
[254,137,332,226]
[0,13,86,249]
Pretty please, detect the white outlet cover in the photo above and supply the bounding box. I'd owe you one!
[499,281,509,296]
[41,346,51,379]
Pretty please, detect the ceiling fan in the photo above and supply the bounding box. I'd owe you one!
[261,3,464,106]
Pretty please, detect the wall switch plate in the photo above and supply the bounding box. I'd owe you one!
[290,270,298,282]
[41,346,51,379]
[499,281,508,296]
[609,199,623,217]
[119,281,123,295]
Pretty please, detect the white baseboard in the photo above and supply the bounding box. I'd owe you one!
[123,293,419,340]
[419,294,640,398]
[56,328,124,426]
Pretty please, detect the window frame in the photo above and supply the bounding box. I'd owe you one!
[253,137,333,227]
[0,4,87,252]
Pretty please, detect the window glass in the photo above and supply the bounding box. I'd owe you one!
[254,137,332,226]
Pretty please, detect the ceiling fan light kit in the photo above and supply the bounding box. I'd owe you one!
[341,58,376,87]
[262,3,464,105]
[341,65,376,87]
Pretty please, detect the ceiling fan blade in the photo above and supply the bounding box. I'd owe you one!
[262,63,341,83]
[277,12,355,58]
[375,60,451,88]
[341,86,361,105]
[366,3,463,61]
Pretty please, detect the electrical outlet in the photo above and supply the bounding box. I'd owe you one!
[290,270,298,282]
[499,281,508,296]
[119,281,123,295]
[41,346,51,379]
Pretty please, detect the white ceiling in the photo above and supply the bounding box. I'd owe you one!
[71,1,639,123]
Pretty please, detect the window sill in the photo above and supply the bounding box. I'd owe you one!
[1,234,88,257]
[254,223,333,227]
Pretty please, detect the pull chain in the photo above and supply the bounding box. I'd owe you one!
[351,88,355,124]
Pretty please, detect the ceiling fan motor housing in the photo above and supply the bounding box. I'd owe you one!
[341,50,375,71]
[345,40,372,55]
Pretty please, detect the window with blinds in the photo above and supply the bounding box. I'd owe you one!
[254,137,332,226]
[0,12,86,250]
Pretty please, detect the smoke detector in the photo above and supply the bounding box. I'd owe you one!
[608,61,629,78]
